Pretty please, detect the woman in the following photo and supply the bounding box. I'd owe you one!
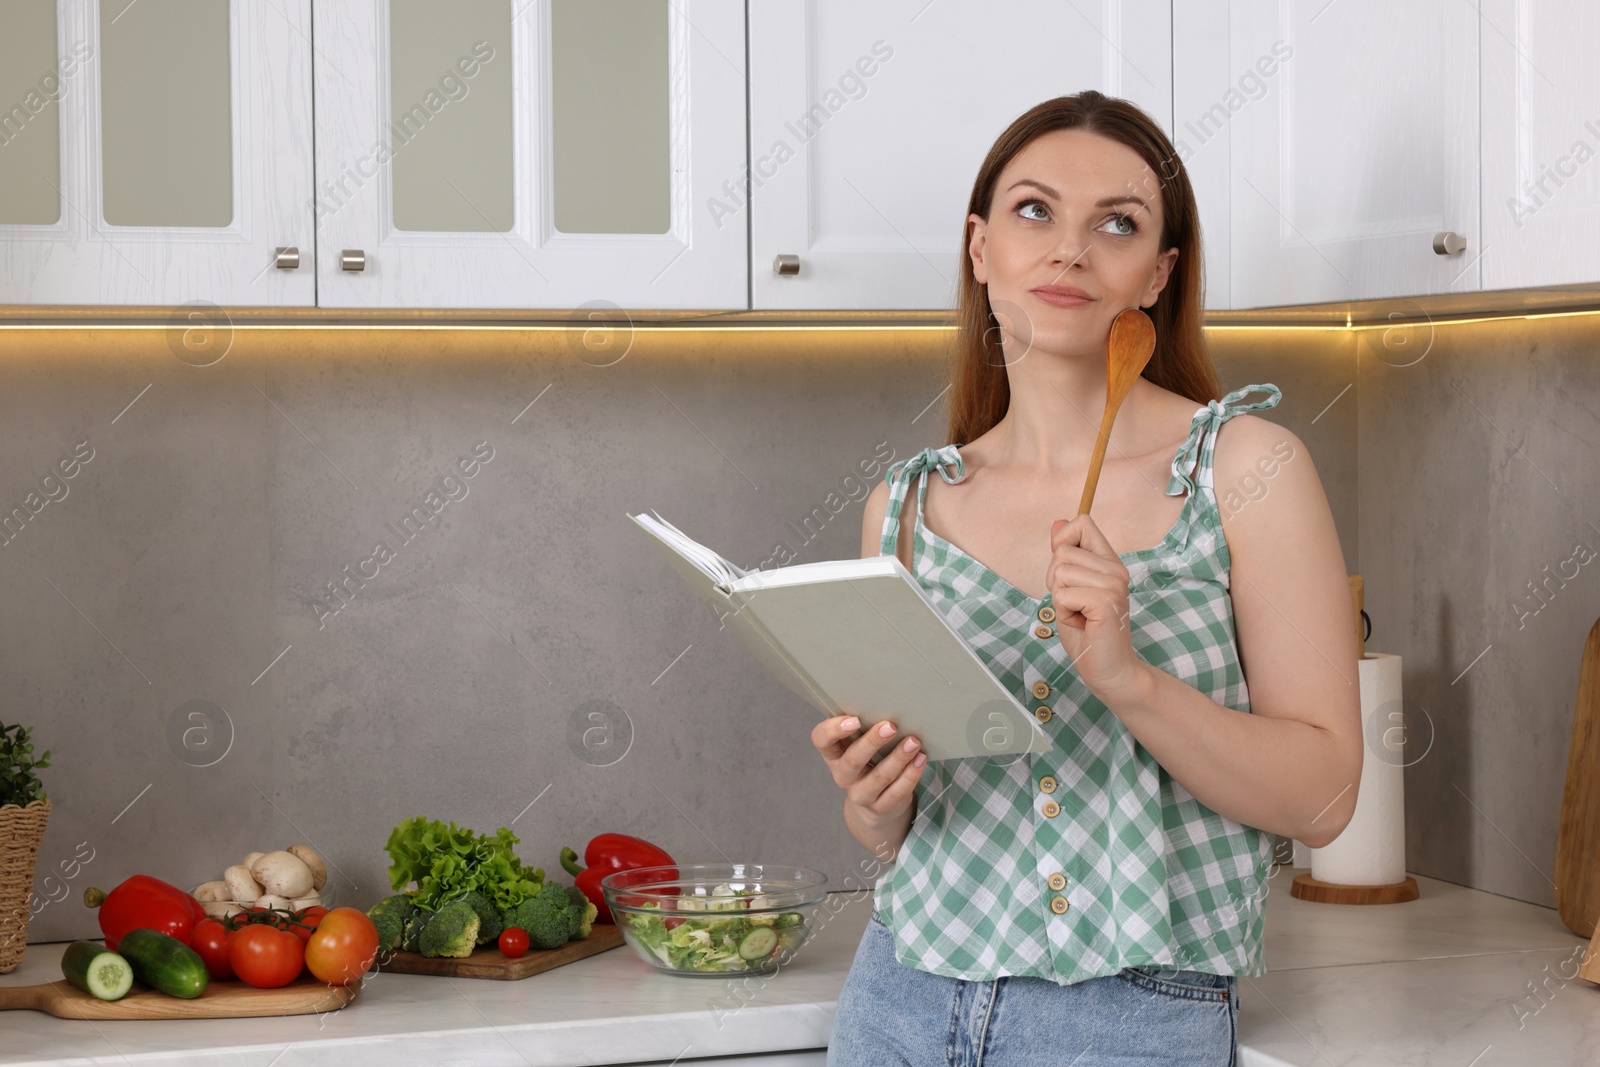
[817,92,1363,1065]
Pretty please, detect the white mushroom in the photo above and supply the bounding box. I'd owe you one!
[286,845,328,892]
[255,894,293,910]
[291,894,322,911]
[250,850,315,898]
[224,864,264,903]
[192,881,231,903]
[202,901,244,920]
[243,852,265,868]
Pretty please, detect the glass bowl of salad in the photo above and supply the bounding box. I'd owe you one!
[601,863,829,976]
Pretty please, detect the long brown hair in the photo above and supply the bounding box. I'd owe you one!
[947,91,1221,446]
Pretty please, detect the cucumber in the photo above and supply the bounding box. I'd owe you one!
[117,927,209,999]
[60,940,133,1001]
[737,925,779,960]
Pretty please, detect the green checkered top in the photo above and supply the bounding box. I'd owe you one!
[870,382,1283,985]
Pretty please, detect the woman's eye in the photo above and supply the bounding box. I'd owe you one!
[1102,213,1139,237]
[1017,198,1049,221]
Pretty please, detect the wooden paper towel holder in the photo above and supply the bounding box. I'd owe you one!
[1289,575,1421,905]
[1289,871,1419,905]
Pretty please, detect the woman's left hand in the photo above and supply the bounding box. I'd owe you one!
[1047,515,1146,704]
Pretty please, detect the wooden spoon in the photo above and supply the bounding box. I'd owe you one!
[1076,307,1157,516]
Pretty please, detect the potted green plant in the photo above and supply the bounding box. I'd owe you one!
[0,720,51,973]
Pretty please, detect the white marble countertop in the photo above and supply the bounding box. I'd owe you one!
[1,867,1595,1066]
[1240,868,1597,1066]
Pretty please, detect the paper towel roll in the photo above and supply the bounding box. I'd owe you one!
[1291,838,1310,868]
[1310,652,1406,886]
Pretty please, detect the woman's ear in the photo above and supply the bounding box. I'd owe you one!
[1140,246,1179,308]
[967,213,988,285]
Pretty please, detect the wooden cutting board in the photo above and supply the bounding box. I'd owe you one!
[0,974,357,1020]
[1556,615,1600,937]
[381,923,625,980]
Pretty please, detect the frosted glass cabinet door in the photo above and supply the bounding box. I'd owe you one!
[312,0,747,310]
[1480,0,1600,291]
[747,0,1172,311]
[1191,0,1480,309]
[0,0,314,307]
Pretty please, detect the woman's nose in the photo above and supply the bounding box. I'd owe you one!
[1048,237,1090,270]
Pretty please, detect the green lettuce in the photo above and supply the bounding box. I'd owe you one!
[383,816,545,911]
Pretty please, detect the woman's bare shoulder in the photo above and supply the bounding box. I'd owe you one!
[1149,383,1207,427]
[1120,381,1205,455]
[861,478,916,567]
[861,479,892,557]
[1212,414,1320,535]
[1213,413,1308,485]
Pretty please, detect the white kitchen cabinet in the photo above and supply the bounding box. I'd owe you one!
[311,0,747,310]
[748,0,1172,311]
[0,0,315,307]
[1178,0,1480,310]
[14,1,1585,314]
[1480,0,1600,291]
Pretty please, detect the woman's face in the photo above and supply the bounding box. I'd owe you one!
[967,127,1179,364]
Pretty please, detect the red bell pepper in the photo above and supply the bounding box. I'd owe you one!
[560,833,674,925]
[83,875,207,951]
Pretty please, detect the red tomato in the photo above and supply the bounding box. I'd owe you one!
[304,907,379,986]
[498,928,529,958]
[228,924,305,988]
[290,906,330,943]
[188,918,235,980]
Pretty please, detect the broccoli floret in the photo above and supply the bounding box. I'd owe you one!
[367,895,418,953]
[564,885,598,940]
[503,881,580,950]
[452,890,502,945]
[402,906,433,953]
[419,899,481,958]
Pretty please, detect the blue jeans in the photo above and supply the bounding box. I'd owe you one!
[828,909,1239,1066]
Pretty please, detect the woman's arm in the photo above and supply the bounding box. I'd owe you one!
[1097,416,1364,848]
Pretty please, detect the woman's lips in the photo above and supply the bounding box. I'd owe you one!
[1031,287,1094,308]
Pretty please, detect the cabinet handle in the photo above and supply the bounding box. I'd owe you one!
[341,250,367,272]
[773,254,800,276]
[1432,231,1466,256]
[275,247,300,270]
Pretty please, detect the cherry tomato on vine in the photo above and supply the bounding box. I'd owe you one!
[498,927,529,959]
[304,908,379,986]
[188,918,235,980]
[228,924,305,988]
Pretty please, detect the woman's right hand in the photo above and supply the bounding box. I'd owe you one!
[812,715,927,853]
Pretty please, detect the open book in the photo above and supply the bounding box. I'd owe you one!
[631,511,1053,761]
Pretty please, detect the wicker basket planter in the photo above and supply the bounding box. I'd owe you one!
[0,798,50,974]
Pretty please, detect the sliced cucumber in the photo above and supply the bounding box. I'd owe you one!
[737,925,779,960]
[61,940,134,1001]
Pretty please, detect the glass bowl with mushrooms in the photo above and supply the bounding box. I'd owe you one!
[191,844,334,922]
